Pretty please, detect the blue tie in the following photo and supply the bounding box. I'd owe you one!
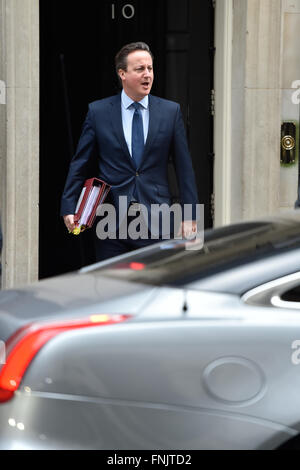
[131,102,144,169]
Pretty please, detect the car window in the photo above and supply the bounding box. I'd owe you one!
[281,284,300,302]
[242,272,300,309]
[88,219,300,287]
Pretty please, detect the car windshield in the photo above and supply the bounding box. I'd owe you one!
[85,216,300,286]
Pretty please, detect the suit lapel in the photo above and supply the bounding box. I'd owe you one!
[109,94,135,168]
[142,95,161,159]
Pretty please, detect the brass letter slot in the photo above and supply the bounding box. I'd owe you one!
[281,122,296,165]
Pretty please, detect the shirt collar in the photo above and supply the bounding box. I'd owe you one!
[121,89,148,110]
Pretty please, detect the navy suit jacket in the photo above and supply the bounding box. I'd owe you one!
[60,93,199,228]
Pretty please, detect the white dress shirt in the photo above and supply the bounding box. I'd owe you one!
[121,89,149,157]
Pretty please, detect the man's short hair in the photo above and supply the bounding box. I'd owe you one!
[115,42,153,75]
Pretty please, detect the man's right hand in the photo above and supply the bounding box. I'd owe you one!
[63,214,76,232]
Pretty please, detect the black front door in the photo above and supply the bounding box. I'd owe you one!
[39,0,214,279]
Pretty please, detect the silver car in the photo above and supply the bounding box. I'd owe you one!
[2,212,300,449]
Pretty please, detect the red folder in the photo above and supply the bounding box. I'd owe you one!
[72,177,111,234]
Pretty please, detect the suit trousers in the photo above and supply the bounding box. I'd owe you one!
[93,205,162,262]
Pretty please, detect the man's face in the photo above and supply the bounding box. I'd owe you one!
[118,50,154,101]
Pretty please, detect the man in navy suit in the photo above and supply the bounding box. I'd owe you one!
[61,42,199,261]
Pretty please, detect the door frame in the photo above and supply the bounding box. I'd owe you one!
[213,0,233,227]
